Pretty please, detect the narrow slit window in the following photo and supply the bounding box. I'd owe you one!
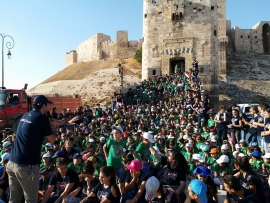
[152,70,156,75]
[211,6,214,10]
[214,30,217,36]
[145,14,147,18]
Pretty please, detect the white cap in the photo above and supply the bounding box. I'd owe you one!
[262,153,270,159]
[142,132,155,143]
[145,176,160,201]
[221,144,228,150]
[89,138,95,143]
[168,135,174,139]
[192,154,204,162]
[45,143,53,148]
[42,153,51,158]
[235,144,240,149]
[157,135,164,139]
[186,143,193,148]
[1,153,10,164]
[233,151,239,156]
[148,131,153,134]
[100,137,106,141]
[113,126,123,134]
[238,153,245,157]
[210,138,217,143]
[240,139,245,143]
[183,135,189,140]
[175,124,180,127]
[3,141,12,149]
[216,155,229,164]
[154,135,158,139]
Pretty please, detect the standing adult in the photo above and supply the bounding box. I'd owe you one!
[6,95,76,203]
[214,105,229,142]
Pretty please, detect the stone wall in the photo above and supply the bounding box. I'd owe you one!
[219,52,270,108]
[227,21,270,54]
[65,31,141,67]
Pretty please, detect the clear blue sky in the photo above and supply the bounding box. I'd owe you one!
[0,0,269,89]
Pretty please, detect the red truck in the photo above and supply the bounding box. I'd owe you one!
[0,87,82,131]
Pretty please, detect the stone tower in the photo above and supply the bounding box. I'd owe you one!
[142,0,227,107]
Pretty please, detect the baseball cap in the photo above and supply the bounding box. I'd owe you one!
[235,144,240,149]
[193,154,204,162]
[251,142,258,147]
[189,179,208,203]
[251,151,261,157]
[221,144,229,150]
[262,153,270,159]
[73,153,82,159]
[113,126,123,134]
[200,145,209,152]
[142,132,155,143]
[45,143,53,148]
[183,135,190,140]
[145,176,160,201]
[209,148,219,154]
[216,155,229,164]
[87,156,97,163]
[100,137,106,142]
[82,152,93,161]
[3,141,12,149]
[186,143,193,148]
[168,135,174,139]
[233,151,240,156]
[1,153,10,164]
[195,166,211,176]
[33,95,53,106]
[52,150,65,158]
[42,153,51,158]
[126,160,142,171]
[239,139,245,143]
[89,138,95,143]
[39,167,49,175]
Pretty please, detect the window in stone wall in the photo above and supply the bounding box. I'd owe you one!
[152,70,156,75]
[255,36,257,38]
[145,14,147,18]
[214,30,217,36]
[248,36,250,38]
[211,6,214,10]
[240,36,243,38]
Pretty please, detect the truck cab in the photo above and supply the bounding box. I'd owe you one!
[0,87,31,131]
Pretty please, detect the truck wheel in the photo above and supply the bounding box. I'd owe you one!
[13,118,21,132]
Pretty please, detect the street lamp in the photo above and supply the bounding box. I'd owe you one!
[1,33,15,87]
[118,62,123,92]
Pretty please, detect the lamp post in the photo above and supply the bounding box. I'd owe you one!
[118,58,123,92]
[1,33,15,87]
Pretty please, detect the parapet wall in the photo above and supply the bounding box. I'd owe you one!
[227,21,270,54]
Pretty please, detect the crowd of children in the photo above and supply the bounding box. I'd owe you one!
[0,63,269,203]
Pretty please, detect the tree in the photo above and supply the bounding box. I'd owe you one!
[134,47,142,64]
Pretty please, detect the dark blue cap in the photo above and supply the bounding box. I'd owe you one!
[251,151,261,157]
[194,166,211,176]
[52,150,65,158]
[33,95,53,106]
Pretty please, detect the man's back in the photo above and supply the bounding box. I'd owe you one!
[9,109,52,165]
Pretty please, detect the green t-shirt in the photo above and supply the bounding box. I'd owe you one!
[136,142,150,162]
[212,163,232,177]
[207,157,217,166]
[182,151,193,164]
[68,162,84,174]
[252,159,263,171]
[106,138,126,166]
[40,162,56,173]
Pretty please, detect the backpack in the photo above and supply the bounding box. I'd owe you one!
[247,175,270,203]
[163,185,181,203]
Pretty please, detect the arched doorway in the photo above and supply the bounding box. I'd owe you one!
[262,23,270,54]
[170,58,185,74]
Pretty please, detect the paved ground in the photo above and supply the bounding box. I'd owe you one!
[217,189,227,203]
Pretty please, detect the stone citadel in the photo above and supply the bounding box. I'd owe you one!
[65,0,270,107]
